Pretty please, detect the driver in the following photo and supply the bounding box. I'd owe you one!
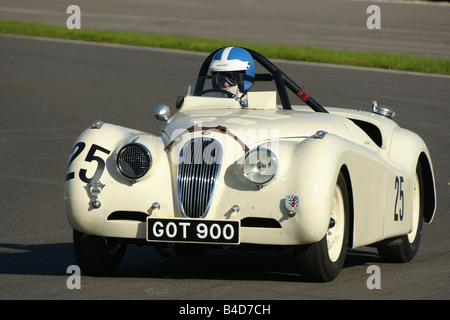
[208,47,255,98]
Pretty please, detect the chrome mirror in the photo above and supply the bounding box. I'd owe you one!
[372,101,395,119]
[154,104,171,121]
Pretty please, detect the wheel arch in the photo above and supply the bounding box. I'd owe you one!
[339,164,354,248]
[417,152,436,223]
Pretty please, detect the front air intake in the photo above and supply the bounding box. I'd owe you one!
[178,137,222,218]
[117,143,152,180]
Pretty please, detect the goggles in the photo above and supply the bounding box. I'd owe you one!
[212,72,244,87]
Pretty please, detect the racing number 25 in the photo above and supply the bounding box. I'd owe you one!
[394,176,404,221]
[66,142,111,183]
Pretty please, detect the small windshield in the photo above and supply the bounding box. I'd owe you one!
[189,75,240,98]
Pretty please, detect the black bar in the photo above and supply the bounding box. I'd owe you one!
[273,70,291,110]
[246,48,328,113]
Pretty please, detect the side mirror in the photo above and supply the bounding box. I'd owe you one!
[371,101,395,119]
[154,104,171,121]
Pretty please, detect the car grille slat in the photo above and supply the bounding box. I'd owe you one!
[178,138,222,218]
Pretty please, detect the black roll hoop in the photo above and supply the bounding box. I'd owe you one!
[197,47,328,113]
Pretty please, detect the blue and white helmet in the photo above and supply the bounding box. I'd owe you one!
[209,47,255,92]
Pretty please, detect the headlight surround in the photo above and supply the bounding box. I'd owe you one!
[116,143,152,181]
[242,147,278,186]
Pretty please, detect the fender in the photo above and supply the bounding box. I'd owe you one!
[286,132,391,247]
[388,127,436,223]
[64,122,174,238]
[389,127,429,174]
[276,134,355,244]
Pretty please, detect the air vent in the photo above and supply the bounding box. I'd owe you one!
[178,137,223,218]
[117,143,152,180]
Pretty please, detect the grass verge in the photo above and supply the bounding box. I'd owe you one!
[1,20,449,75]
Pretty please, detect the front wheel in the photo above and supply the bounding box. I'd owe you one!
[73,229,127,276]
[294,171,350,282]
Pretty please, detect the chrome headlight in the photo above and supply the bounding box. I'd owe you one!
[117,143,152,180]
[242,147,278,186]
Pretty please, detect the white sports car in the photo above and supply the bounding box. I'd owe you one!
[65,47,436,281]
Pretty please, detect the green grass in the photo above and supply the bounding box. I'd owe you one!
[1,20,449,75]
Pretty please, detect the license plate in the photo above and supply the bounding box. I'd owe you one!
[146,218,240,245]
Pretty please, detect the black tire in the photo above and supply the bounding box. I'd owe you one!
[73,229,127,276]
[295,171,350,282]
[377,163,424,263]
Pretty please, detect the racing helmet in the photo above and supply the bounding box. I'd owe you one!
[209,47,255,92]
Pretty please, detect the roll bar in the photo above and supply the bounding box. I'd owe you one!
[197,47,328,113]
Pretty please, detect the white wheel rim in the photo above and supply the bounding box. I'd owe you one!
[408,172,420,243]
[327,185,345,262]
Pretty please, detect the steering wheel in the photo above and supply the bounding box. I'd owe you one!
[195,88,235,98]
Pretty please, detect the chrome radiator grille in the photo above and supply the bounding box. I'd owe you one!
[178,137,222,218]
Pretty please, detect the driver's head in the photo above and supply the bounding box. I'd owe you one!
[209,47,255,94]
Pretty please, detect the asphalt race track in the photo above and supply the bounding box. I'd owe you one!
[0,0,449,59]
[0,35,448,301]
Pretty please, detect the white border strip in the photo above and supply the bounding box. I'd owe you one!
[351,0,450,6]
[1,33,449,79]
